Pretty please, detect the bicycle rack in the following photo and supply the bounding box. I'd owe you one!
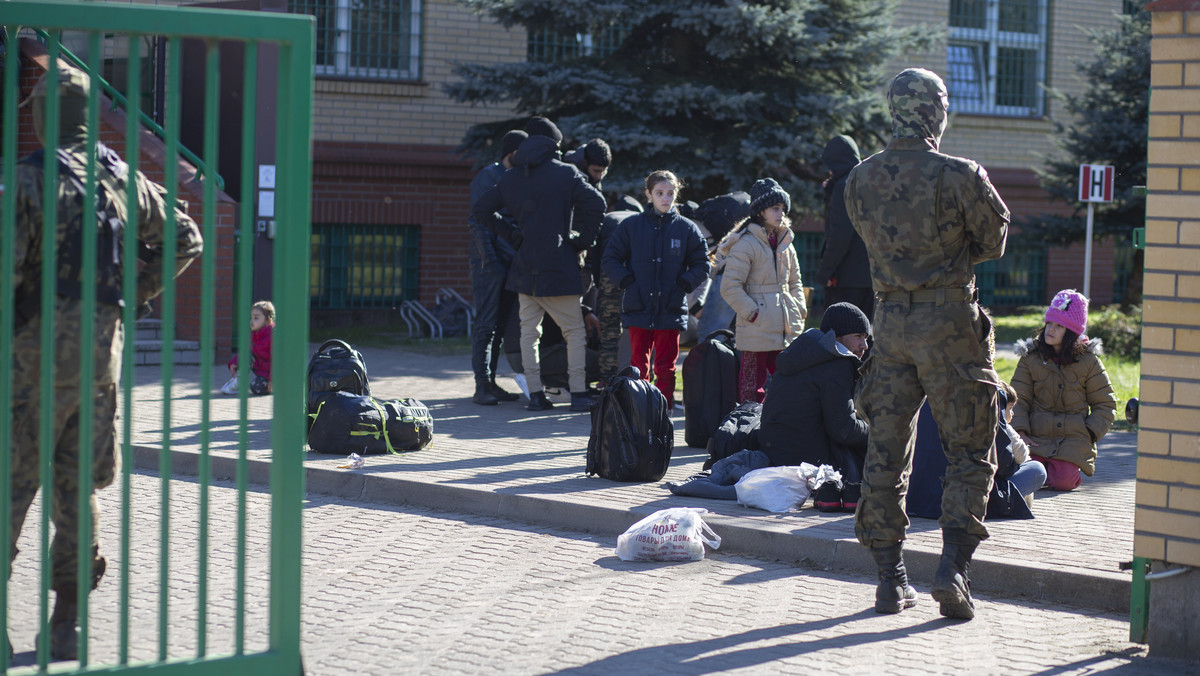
[436,287,474,336]
[399,300,443,339]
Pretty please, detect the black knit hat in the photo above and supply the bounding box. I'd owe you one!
[820,302,872,337]
[749,177,791,216]
[525,116,562,145]
[500,130,528,158]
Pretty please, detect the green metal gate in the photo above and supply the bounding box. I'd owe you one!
[2,2,312,673]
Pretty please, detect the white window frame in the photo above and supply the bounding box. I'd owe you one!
[947,0,1048,117]
[308,0,422,81]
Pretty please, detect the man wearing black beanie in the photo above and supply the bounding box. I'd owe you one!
[472,116,606,412]
[759,302,872,515]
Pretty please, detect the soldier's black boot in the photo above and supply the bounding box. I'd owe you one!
[931,528,979,620]
[488,380,520,402]
[869,542,918,614]
[44,584,80,661]
[473,382,499,406]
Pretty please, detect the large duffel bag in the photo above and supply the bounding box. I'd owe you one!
[308,391,433,454]
[307,339,371,414]
[586,366,674,482]
[681,329,739,448]
[704,401,762,470]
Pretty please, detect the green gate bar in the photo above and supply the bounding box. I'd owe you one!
[1,2,312,673]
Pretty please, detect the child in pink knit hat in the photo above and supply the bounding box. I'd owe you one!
[1008,290,1116,491]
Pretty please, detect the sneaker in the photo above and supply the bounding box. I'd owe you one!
[813,479,843,512]
[472,385,499,406]
[488,382,520,402]
[569,391,596,412]
[841,482,861,513]
[527,391,554,411]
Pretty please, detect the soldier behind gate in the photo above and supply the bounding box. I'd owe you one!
[4,61,203,660]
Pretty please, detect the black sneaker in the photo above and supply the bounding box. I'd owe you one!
[527,391,554,411]
[488,382,521,402]
[813,479,844,513]
[473,385,499,406]
[841,482,861,513]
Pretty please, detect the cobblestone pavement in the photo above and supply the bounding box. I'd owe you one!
[122,346,1140,611]
[8,475,1194,676]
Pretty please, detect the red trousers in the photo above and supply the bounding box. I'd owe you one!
[1033,456,1083,491]
[739,349,779,404]
[628,327,680,407]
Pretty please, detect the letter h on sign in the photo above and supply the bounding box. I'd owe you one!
[1078,164,1115,203]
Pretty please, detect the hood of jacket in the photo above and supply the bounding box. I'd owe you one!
[512,135,559,172]
[888,68,949,149]
[776,328,859,376]
[821,135,862,179]
[1014,336,1105,359]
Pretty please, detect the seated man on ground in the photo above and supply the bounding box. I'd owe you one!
[759,302,871,513]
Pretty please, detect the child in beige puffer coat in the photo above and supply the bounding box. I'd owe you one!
[717,177,807,403]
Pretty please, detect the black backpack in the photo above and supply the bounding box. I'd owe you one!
[307,339,371,414]
[704,401,762,470]
[586,366,674,482]
[681,329,740,448]
[308,391,433,454]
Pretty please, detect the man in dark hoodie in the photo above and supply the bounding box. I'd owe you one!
[759,303,871,513]
[470,116,607,412]
[845,68,1009,620]
[816,134,874,319]
[468,129,526,406]
[563,138,612,191]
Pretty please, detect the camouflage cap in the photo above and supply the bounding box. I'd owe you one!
[887,68,949,143]
[22,60,91,106]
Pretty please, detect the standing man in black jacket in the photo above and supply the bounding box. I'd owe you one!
[470,117,606,412]
[468,129,526,405]
[816,135,874,319]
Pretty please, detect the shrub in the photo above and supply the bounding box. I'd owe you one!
[1089,305,1142,360]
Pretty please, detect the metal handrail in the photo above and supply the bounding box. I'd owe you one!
[31,27,225,191]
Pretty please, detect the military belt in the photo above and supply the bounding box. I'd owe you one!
[877,286,976,305]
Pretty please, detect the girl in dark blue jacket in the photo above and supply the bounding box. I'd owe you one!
[602,170,710,407]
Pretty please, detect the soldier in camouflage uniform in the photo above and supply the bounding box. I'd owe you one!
[845,68,1009,620]
[4,63,203,660]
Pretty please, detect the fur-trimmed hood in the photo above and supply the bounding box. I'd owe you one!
[1014,336,1104,359]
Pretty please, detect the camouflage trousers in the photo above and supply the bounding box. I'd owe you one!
[854,298,998,548]
[8,308,120,590]
[596,273,622,382]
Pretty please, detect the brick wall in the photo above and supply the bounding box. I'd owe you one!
[1134,0,1200,568]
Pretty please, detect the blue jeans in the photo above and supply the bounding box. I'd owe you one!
[470,257,515,386]
[1008,460,1048,497]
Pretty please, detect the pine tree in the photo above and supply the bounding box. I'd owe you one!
[1021,1,1149,304]
[446,0,923,214]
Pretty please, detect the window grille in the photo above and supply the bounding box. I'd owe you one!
[947,0,1047,116]
[311,224,421,309]
[975,245,1046,307]
[528,25,627,63]
[290,0,421,80]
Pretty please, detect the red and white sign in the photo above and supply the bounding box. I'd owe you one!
[1079,164,1115,203]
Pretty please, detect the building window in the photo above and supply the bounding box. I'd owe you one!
[290,0,421,81]
[311,224,421,309]
[947,0,1046,116]
[528,26,627,63]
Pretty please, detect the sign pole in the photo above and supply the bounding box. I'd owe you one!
[1084,201,1095,299]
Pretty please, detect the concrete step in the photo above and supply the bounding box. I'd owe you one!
[135,318,163,341]
[133,339,200,366]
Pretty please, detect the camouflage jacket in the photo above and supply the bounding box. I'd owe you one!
[844,70,1010,292]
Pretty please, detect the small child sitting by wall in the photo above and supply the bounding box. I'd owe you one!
[226,300,274,396]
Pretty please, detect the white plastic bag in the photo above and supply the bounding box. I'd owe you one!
[219,376,238,395]
[736,464,818,512]
[615,507,721,562]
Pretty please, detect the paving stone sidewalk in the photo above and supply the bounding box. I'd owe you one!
[125,343,1140,613]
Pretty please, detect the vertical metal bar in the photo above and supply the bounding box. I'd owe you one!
[196,37,221,659]
[119,33,143,667]
[235,39,259,656]
[158,34,182,664]
[75,30,104,668]
[37,37,62,673]
[269,31,311,671]
[1130,556,1150,642]
[0,21,20,676]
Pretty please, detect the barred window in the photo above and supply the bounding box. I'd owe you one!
[290,0,421,81]
[528,26,627,63]
[947,0,1046,116]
